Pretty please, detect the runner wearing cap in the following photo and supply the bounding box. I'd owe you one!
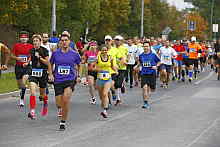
[11,31,33,107]
[187,36,202,82]
[114,35,128,106]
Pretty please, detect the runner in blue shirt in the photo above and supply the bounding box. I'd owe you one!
[48,34,81,131]
[134,42,160,109]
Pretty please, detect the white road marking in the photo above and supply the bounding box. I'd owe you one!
[185,118,220,147]
[194,71,214,85]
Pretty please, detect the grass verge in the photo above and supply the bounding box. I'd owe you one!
[0,72,18,94]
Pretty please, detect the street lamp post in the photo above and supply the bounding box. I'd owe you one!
[210,0,215,40]
[51,0,56,35]
[140,0,144,38]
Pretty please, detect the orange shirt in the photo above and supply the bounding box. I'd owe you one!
[188,43,201,59]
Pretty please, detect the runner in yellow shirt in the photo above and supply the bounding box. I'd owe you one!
[113,35,128,106]
[96,44,117,118]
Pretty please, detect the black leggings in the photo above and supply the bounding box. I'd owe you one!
[126,64,135,86]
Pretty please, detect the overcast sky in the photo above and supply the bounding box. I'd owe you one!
[166,0,194,10]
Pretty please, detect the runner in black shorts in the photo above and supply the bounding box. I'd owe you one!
[27,34,49,119]
[48,34,81,131]
[11,31,33,107]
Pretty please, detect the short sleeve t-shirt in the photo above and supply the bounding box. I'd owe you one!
[125,44,138,65]
[116,45,128,70]
[139,52,160,75]
[159,46,177,65]
[50,49,81,83]
[173,44,185,61]
[12,43,33,66]
[30,46,49,69]
[188,43,201,59]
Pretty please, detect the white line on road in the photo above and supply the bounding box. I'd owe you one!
[194,71,214,85]
[185,117,220,147]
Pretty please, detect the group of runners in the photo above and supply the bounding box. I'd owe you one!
[1,30,220,131]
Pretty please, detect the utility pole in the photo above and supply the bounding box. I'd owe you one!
[140,0,144,38]
[210,0,215,40]
[51,0,56,35]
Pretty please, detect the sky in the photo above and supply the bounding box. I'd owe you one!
[166,0,194,10]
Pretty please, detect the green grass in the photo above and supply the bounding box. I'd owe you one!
[0,72,18,93]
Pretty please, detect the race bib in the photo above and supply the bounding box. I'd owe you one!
[32,69,43,77]
[142,61,152,67]
[97,71,110,80]
[163,55,171,61]
[58,66,70,75]
[87,56,97,63]
[189,48,196,53]
[18,55,28,62]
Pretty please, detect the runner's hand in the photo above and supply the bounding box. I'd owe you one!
[1,65,7,70]
[48,74,54,82]
[152,66,157,70]
[23,63,29,67]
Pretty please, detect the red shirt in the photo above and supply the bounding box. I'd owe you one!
[173,44,185,61]
[12,43,33,65]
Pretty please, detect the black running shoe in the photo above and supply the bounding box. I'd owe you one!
[59,123,65,131]
[39,96,43,101]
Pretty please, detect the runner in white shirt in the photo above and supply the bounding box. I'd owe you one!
[124,39,137,88]
[158,40,177,88]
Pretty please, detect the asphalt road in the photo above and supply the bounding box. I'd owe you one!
[0,69,220,147]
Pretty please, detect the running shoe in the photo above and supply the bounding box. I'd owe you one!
[59,122,66,131]
[189,77,192,83]
[142,103,151,109]
[19,99,24,107]
[28,112,36,120]
[89,98,96,105]
[41,104,48,116]
[39,96,43,101]
[100,111,108,118]
[181,77,185,82]
[115,100,122,106]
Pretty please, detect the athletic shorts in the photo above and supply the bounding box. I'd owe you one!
[111,73,118,81]
[183,58,189,67]
[15,65,31,80]
[114,70,126,89]
[188,59,199,68]
[199,57,206,64]
[174,60,183,66]
[160,64,172,73]
[96,79,112,87]
[141,74,156,89]
[88,70,97,80]
[54,80,76,96]
[29,71,48,88]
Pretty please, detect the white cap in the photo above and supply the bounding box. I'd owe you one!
[191,36,196,41]
[62,31,70,37]
[114,35,123,40]
[104,35,112,40]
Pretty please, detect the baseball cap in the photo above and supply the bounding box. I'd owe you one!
[191,36,196,41]
[104,35,112,40]
[114,35,123,40]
